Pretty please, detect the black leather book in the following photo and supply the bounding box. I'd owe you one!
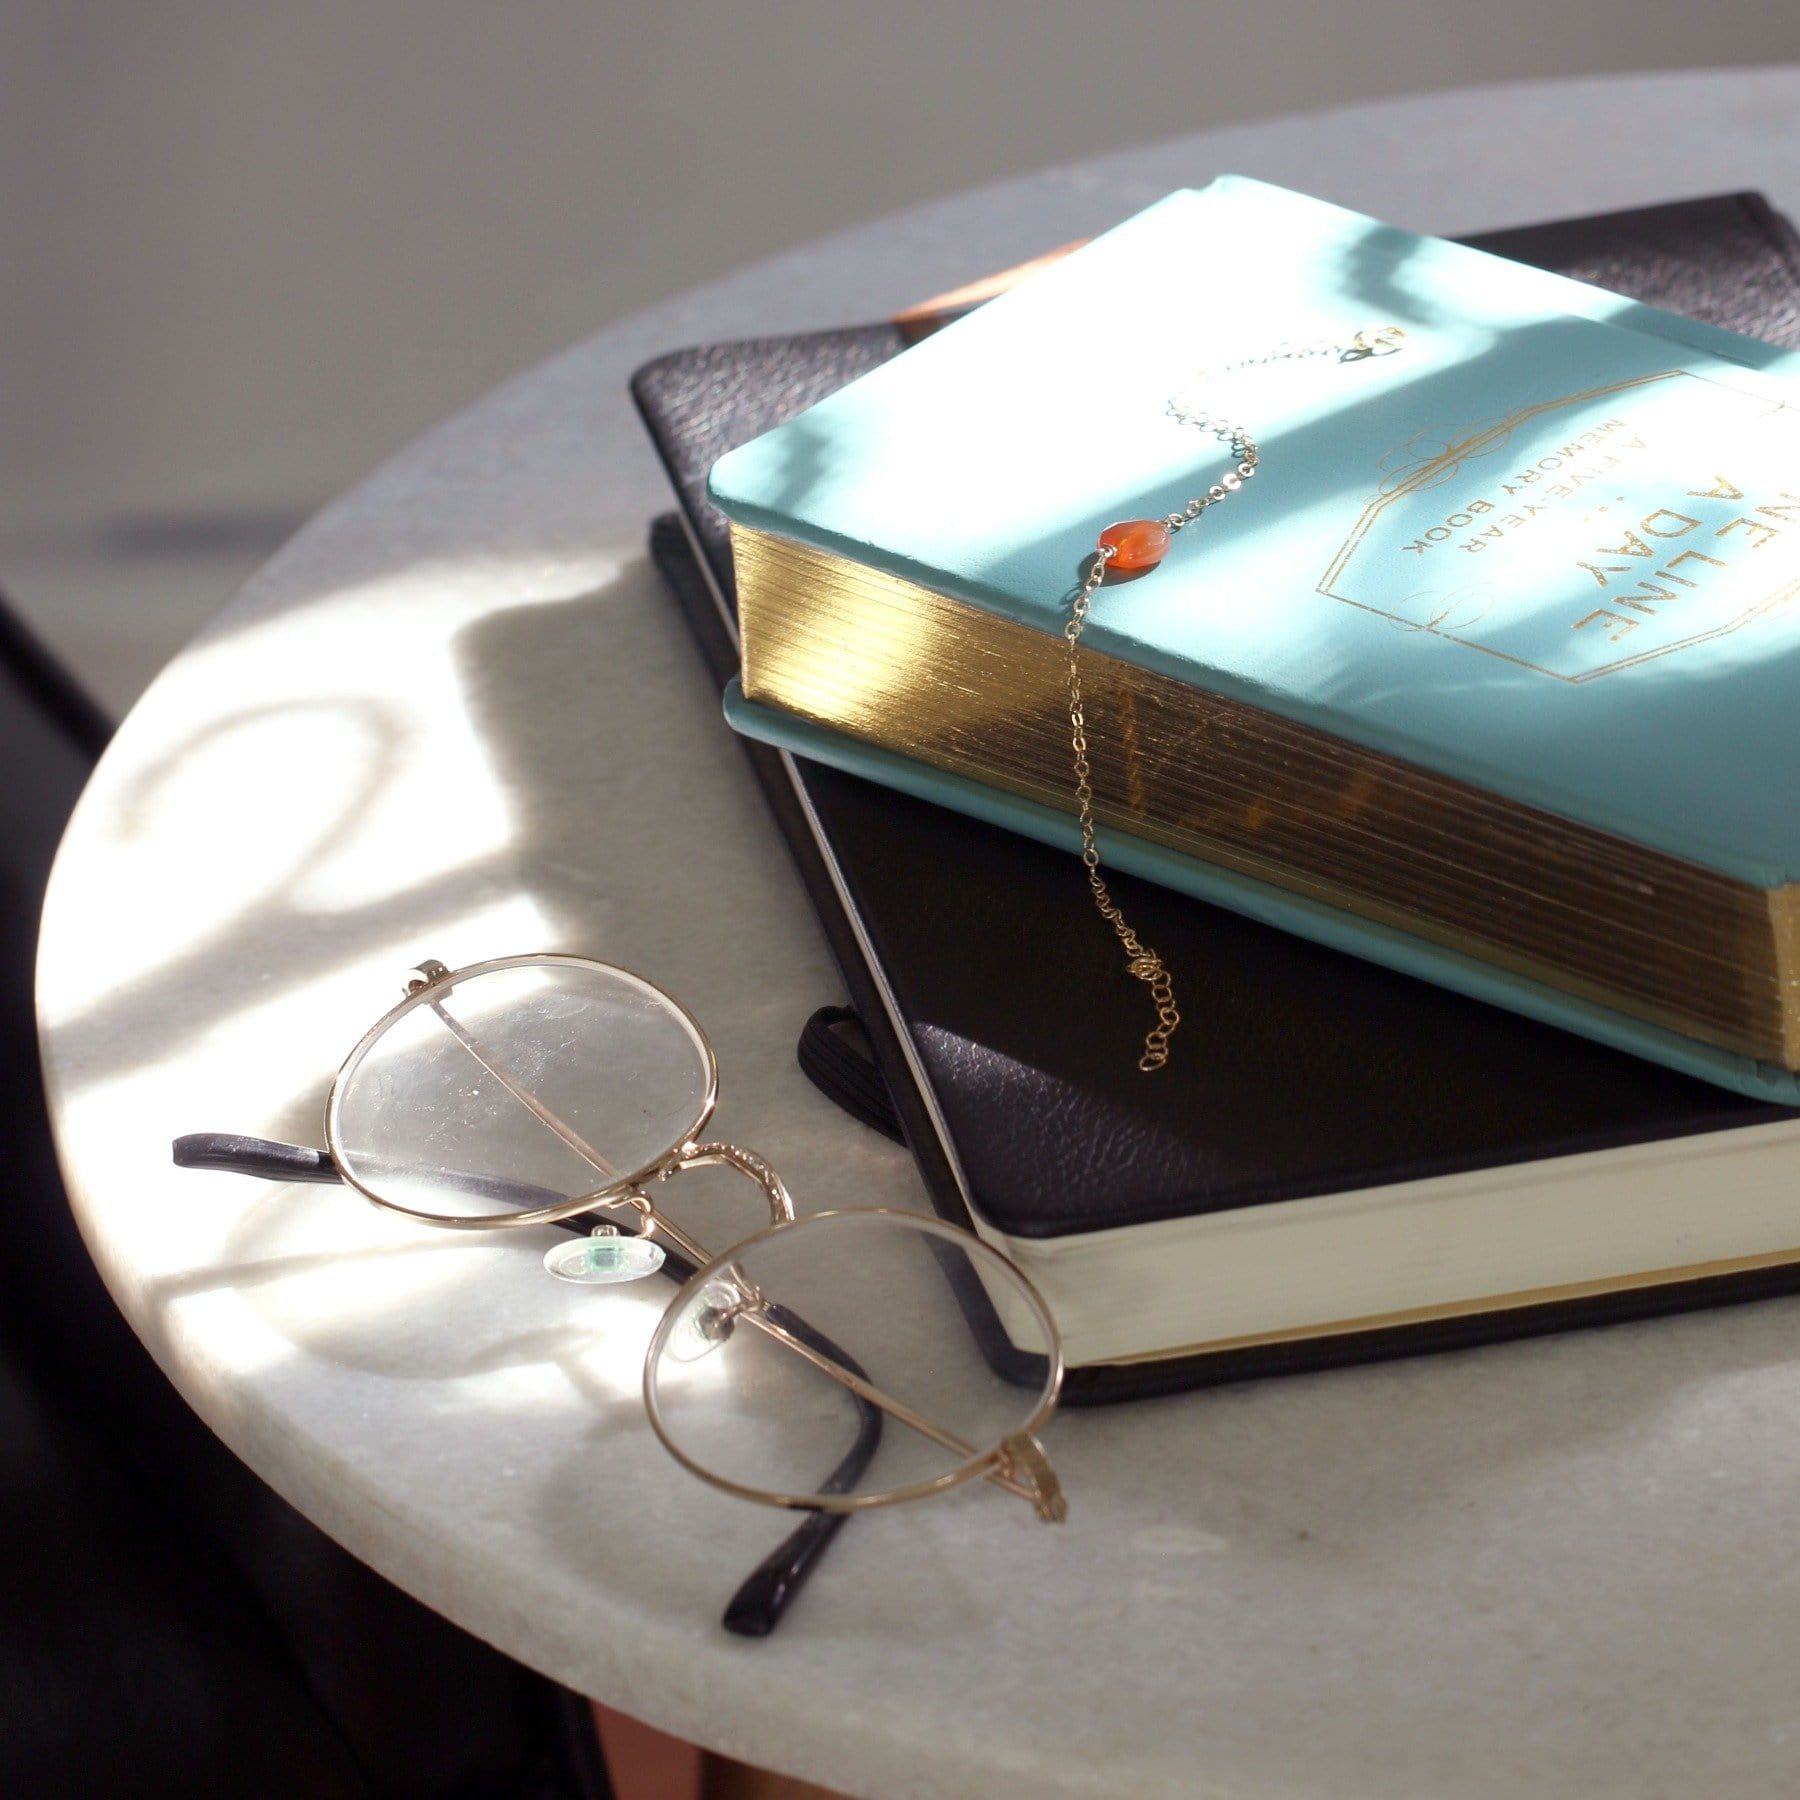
[633,195,1800,1402]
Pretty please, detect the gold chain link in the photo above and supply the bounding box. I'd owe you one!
[1064,552,1184,1073]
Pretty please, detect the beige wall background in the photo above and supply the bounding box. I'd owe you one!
[4,1,1799,705]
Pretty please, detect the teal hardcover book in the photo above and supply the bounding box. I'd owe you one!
[708,177,1800,1100]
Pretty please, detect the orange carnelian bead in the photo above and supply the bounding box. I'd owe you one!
[1098,518,1171,572]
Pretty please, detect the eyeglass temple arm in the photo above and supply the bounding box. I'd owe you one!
[719,1298,883,1638]
[170,1130,868,1635]
[173,1133,575,1213]
[174,1133,343,1183]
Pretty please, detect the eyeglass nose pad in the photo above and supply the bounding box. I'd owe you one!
[543,1223,667,1286]
[662,1270,756,1362]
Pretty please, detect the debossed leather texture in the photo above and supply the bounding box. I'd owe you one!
[634,195,1800,1395]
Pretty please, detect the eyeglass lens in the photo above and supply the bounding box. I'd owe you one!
[330,957,713,1221]
[646,1211,1058,1508]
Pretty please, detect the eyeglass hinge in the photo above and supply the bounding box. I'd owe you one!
[999,1433,1068,1523]
[404,959,452,995]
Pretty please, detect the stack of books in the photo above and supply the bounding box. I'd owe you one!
[635,182,1800,1399]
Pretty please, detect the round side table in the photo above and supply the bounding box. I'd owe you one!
[40,69,1800,1799]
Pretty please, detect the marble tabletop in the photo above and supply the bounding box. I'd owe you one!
[39,69,1800,1800]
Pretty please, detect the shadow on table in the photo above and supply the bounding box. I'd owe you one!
[444,558,1800,1655]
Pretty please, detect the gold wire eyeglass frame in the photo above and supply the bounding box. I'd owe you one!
[318,953,1067,1522]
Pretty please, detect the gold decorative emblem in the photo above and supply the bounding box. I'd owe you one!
[1320,370,1800,682]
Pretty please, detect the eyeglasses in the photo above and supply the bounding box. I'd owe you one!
[176,952,1066,1635]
